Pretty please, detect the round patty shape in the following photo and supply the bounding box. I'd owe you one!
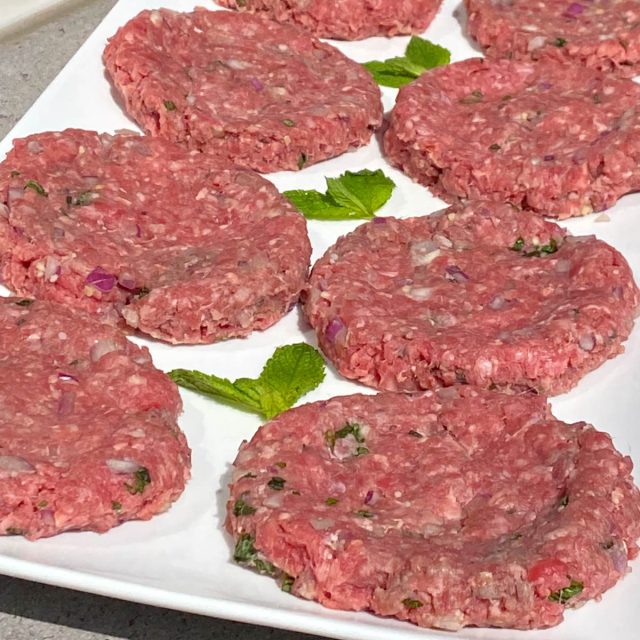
[227,389,640,630]
[0,129,311,344]
[384,57,640,218]
[103,9,382,172]
[0,297,190,540]
[215,0,443,40]
[465,0,640,77]
[303,202,639,394]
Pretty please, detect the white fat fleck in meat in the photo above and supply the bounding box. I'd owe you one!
[402,285,432,301]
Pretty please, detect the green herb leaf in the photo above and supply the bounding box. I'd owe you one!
[267,476,286,491]
[405,36,451,69]
[554,37,567,47]
[233,534,278,574]
[548,580,583,604]
[15,299,34,307]
[163,100,177,111]
[325,169,395,218]
[69,191,96,206]
[297,153,308,170]
[284,189,359,220]
[10,170,20,178]
[408,430,423,438]
[234,533,257,563]
[281,574,295,593]
[24,180,48,197]
[112,501,122,511]
[284,169,395,221]
[326,497,339,506]
[282,118,295,127]
[511,237,525,251]
[489,143,501,151]
[559,494,569,508]
[233,497,257,516]
[124,467,151,495]
[169,343,325,420]
[402,598,424,609]
[363,37,450,88]
[356,509,374,518]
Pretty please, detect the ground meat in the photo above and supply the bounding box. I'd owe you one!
[465,0,640,77]
[0,298,190,540]
[303,202,638,394]
[103,8,382,172]
[215,0,443,40]
[226,388,640,630]
[384,57,640,218]
[0,129,311,344]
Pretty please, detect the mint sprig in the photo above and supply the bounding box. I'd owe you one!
[284,168,395,220]
[168,343,325,419]
[363,36,450,88]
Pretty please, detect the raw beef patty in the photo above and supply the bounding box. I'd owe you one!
[465,0,640,77]
[215,0,443,40]
[384,57,640,218]
[0,298,190,540]
[103,9,382,172]
[303,202,638,394]
[0,129,311,344]
[226,389,640,630]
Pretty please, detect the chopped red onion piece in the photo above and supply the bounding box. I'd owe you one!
[325,317,345,343]
[543,154,555,162]
[579,334,595,351]
[250,78,264,91]
[90,338,119,362]
[85,266,117,292]
[445,265,470,283]
[0,455,34,472]
[58,372,79,383]
[57,391,76,416]
[81,176,100,188]
[8,187,23,205]
[27,140,43,154]
[44,256,61,280]
[609,544,628,573]
[310,517,334,531]
[52,227,65,239]
[106,458,141,474]
[39,509,56,526]
[117,276,137,291]
[373,216,387,224]
[564,2,585,17]
[539,81,553,90]
[364,489,379,506]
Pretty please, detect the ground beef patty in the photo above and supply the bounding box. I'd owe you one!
[465,0,640,77]
[384,57,640,218]
[227,389,640,630]
[0,129,311,344]
[215,0,442,40]
[103,9,382,172]
[0,298,190,540]
[303,202,638,394]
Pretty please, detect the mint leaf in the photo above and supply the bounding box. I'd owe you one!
[405,36,451,69]
[168,369,263,414]
[283,190,353,220]
[364,36,450,88]
[258,343,326,418]
[284,168,395,220]
[363,60,418,88]
[325,169,395,217]
[548,580,583,604]
[168,343,325,419]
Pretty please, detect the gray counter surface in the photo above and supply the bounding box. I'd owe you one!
[0,2,324,638]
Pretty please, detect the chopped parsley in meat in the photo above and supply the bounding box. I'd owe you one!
[402,598,424,609]
[267,476,286,491]
[124,467,151,495]
[24,180,47,197]
[548,580,583,604]
[233,497,257,516]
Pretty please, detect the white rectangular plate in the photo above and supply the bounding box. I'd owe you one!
[1,1,639,639]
